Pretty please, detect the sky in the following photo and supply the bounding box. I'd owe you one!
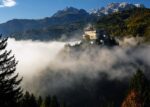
[0,0,149,23]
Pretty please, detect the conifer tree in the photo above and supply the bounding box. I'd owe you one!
[0,37,22,107]
[38,96,43,107]
[21,91,39,107]
[21,91,31,107]
[60,101,67,107]
[45,95,51,107]
[130,69,150,107]
[50,96,59,107]
[30,94,38,107]
[121,69,150,107]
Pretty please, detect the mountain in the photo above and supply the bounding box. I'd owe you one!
[90,2,144,16]
[0,7,90,35]
[0,7,93,41]
[0,2,146,41]
[95,7,150,43]
[52,7,89,18]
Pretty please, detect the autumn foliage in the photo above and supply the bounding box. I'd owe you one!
[121,89,143,107]
[121,70,150,107]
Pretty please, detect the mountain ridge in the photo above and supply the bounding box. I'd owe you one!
[90,2,144,16]
[0,2,146,41]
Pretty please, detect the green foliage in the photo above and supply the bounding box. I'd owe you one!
[44,95,51,107]
[20,93,64,107]
[37,96,43,107]
[21,91,38,107]
[0,37,22,107]
[12,23,85,41]
[96,8,150,42]
[50,96,59,107]
[60,101,67,107]
[129,69,150,107]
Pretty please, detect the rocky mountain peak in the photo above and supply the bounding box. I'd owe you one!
[90,2,145,16]
[52,7,88,17]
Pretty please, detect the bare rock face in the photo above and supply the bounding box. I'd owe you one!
[90,2,145,16]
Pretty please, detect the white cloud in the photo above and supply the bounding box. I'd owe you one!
[0,0,16,7]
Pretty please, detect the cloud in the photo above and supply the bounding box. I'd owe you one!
[5,38,150,96]
[6,38,65,77]
[4,37,150,107]
[0,0,16,7]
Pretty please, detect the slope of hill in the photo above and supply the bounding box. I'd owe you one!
[96,8,150,42]
[11,23,85,41]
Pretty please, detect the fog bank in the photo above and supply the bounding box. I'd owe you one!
[6,38,65,90]
[5,38,150,96]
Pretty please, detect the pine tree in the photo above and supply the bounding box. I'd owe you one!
[130,69,150,107]
[45,95,51,107]
[50,96,59,107]
[121,89,142,107]
[21,91,31,107]
[60,101,67,107]
[38,96,43,107]
[121,69,150,107]
[21,91,39,107]
[0,37,22,107]
[30,94,38,107]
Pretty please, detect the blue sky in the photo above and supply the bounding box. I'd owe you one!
[0,0,149,23]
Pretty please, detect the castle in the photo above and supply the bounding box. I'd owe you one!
[65,25,118,48]
[83,26,97,40]
[82,25,118,46]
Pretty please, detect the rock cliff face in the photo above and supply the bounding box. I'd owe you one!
[90,2,144,16]
[121,90,143,107]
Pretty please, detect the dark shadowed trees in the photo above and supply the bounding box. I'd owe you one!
[130,69,150,107]
[0,36,22,107]
[21,91,38,107]
[38,96,43,107]
[50,96,59,107]
[121,69,150,107]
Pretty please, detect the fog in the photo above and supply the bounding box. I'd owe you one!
[6,38,150,97]
[6,38,65,92]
